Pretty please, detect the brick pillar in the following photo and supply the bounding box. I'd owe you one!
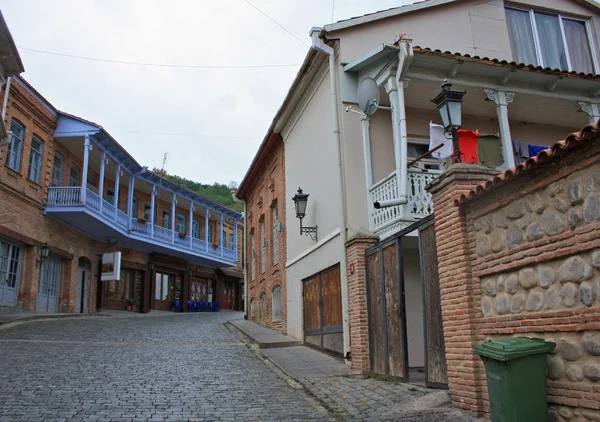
[426,164,498,415]
[346,234,379,372]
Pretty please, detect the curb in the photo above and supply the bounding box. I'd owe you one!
[227,321,300,349]
[0,312,112,327]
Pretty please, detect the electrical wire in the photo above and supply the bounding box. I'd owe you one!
[124,130,259,139]
[18,47,301,69]
[242,0,310,48]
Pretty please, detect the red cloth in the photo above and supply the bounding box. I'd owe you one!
[457,129,479,164]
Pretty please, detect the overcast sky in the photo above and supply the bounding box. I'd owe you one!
[1,0,414,185]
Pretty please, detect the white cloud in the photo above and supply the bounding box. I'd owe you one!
[0,0,413,184]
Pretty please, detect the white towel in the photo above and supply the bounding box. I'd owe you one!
[429,122,452,159]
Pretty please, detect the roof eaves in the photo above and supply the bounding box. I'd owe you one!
[455,120,600,206]
[0,10,24,75]
[324,0,455,33]
[13,76,57,115]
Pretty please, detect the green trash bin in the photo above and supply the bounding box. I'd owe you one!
[474,337,556,422]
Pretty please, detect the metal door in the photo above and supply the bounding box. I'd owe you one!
[0,241,22,307]
[37,256,62,313]
[76,268,87,313]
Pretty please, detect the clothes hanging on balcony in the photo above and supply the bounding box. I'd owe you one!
[428,122,452,158]
[457,129,480,164]
[513,140,528,165]
[528,144,550,157]
[477,133,503,169]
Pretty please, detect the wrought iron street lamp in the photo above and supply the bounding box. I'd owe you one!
[431,79,466,163]
[292,187,317,242]
[40,243,50,258]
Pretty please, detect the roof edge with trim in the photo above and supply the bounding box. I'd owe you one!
[0,10,24,75]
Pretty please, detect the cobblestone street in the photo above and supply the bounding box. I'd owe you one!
[0,312,330,422]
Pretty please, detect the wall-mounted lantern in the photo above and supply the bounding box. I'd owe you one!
[40,243,50,259]
[431,79,466,163]
[292,187,318,242]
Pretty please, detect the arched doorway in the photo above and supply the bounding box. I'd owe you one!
[77,257,92,313]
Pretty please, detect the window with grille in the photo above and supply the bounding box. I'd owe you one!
[69,164,80,187]
[7,120,23,172]
[505,7,597,73]
[250,230,256,281]
[272,204,279,265]
[28,136,43,183]
[260,218,266,274]
[192,220,200,238]
[272,285,282,320]
[51,152,64,186]
[0,241,22,290]
[260,292,266,320]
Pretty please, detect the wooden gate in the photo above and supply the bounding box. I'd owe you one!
[302,264,343,356]
[365,215,447,387]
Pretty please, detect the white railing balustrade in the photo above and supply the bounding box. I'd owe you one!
[45,186,237,264]
[368,168,442,235]
[47,187,81,206]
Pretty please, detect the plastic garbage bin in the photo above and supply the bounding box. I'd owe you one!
[474,337,556,422]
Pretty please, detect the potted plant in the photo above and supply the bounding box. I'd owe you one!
[137,218,148,225]
[130,294,140,311]
[178,232,187,239]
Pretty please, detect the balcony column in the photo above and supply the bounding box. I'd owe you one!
[114,164,121,222]
[189,201,194,248]
[578,101,600,124]
[233,219,238,262]
[81,135,91,204]
[98,151,106,213]
[360,116,373,230]
[205,207,210,246]
[171,193,176,244]
[220,214,224,258]
[127,174,135,230]
[150,185,156,238]
[484,89,516,169]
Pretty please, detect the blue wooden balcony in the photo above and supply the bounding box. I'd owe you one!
[45,186,237,267]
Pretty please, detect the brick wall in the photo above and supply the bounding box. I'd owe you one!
[428,137,600,420]
[244,136,287,333]
[346,234,379,371]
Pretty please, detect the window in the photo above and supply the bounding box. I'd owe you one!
[229,233,235,250]
[259,292,266,320]
[87,174,97,194]
[107,188,115,205]
[132,196,139,218]
[162,210,171,229]
[0,240,22,292]
[272,285,282,320]
[192,220,200,238]
[207,225,213,243]
[177,214,186,233]
[506,7,596,73]
[6,120,23,172]
[249,298,256,320]
[143,202,151,221]
[250,230,256,281]
[107,269,134,302]
[272,204,279,265]
[28,136,44,183]
[260,218,266,274]
[69,164,80,187]
[222,229,226,247]
[155,272,178,301]
[51,152,64,186]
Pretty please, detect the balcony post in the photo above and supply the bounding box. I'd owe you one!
[81,135,91,204]
[114,164,121,222]
[484,89,516,169]
[127,174,135,230]
[189,201,194,248]
[234,219,238,263]
[578,101,600,124]
[150,185,156,238]
[361,116,374,230]
[171,193,176,244]
[220,214,224,258]
[205,207,210,247]
[99,151,106,213]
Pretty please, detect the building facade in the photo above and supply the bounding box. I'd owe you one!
[237,133,287,333]
[0,76,243,314]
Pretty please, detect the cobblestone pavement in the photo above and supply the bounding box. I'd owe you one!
[0,311,331,422]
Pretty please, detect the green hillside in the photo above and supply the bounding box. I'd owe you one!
[153,168,243,212]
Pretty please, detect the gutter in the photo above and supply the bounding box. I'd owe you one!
[310,27,351,362]
[2,76,11,122]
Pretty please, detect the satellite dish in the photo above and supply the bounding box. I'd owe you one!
[358,77,380,116]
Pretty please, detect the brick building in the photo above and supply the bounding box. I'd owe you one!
[0,75,244,314]
[236,133,287,333]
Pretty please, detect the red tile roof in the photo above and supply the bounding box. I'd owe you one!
[455,120,600,205]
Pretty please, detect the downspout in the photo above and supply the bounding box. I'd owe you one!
[2,76,12,122]
[310,27,351,362]
[231,190,247,318]
[373,39,414,210]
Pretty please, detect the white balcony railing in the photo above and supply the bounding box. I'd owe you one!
[46,186,236,265]
[368,168,442,235]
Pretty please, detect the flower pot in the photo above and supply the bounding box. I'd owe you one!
[127,305,132,311]
[178,232,187,239]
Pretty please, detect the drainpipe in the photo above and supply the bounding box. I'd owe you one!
[310,27,351,362]
[231,190,247,318]
[373,39,414,210]
[1,77,11,122]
